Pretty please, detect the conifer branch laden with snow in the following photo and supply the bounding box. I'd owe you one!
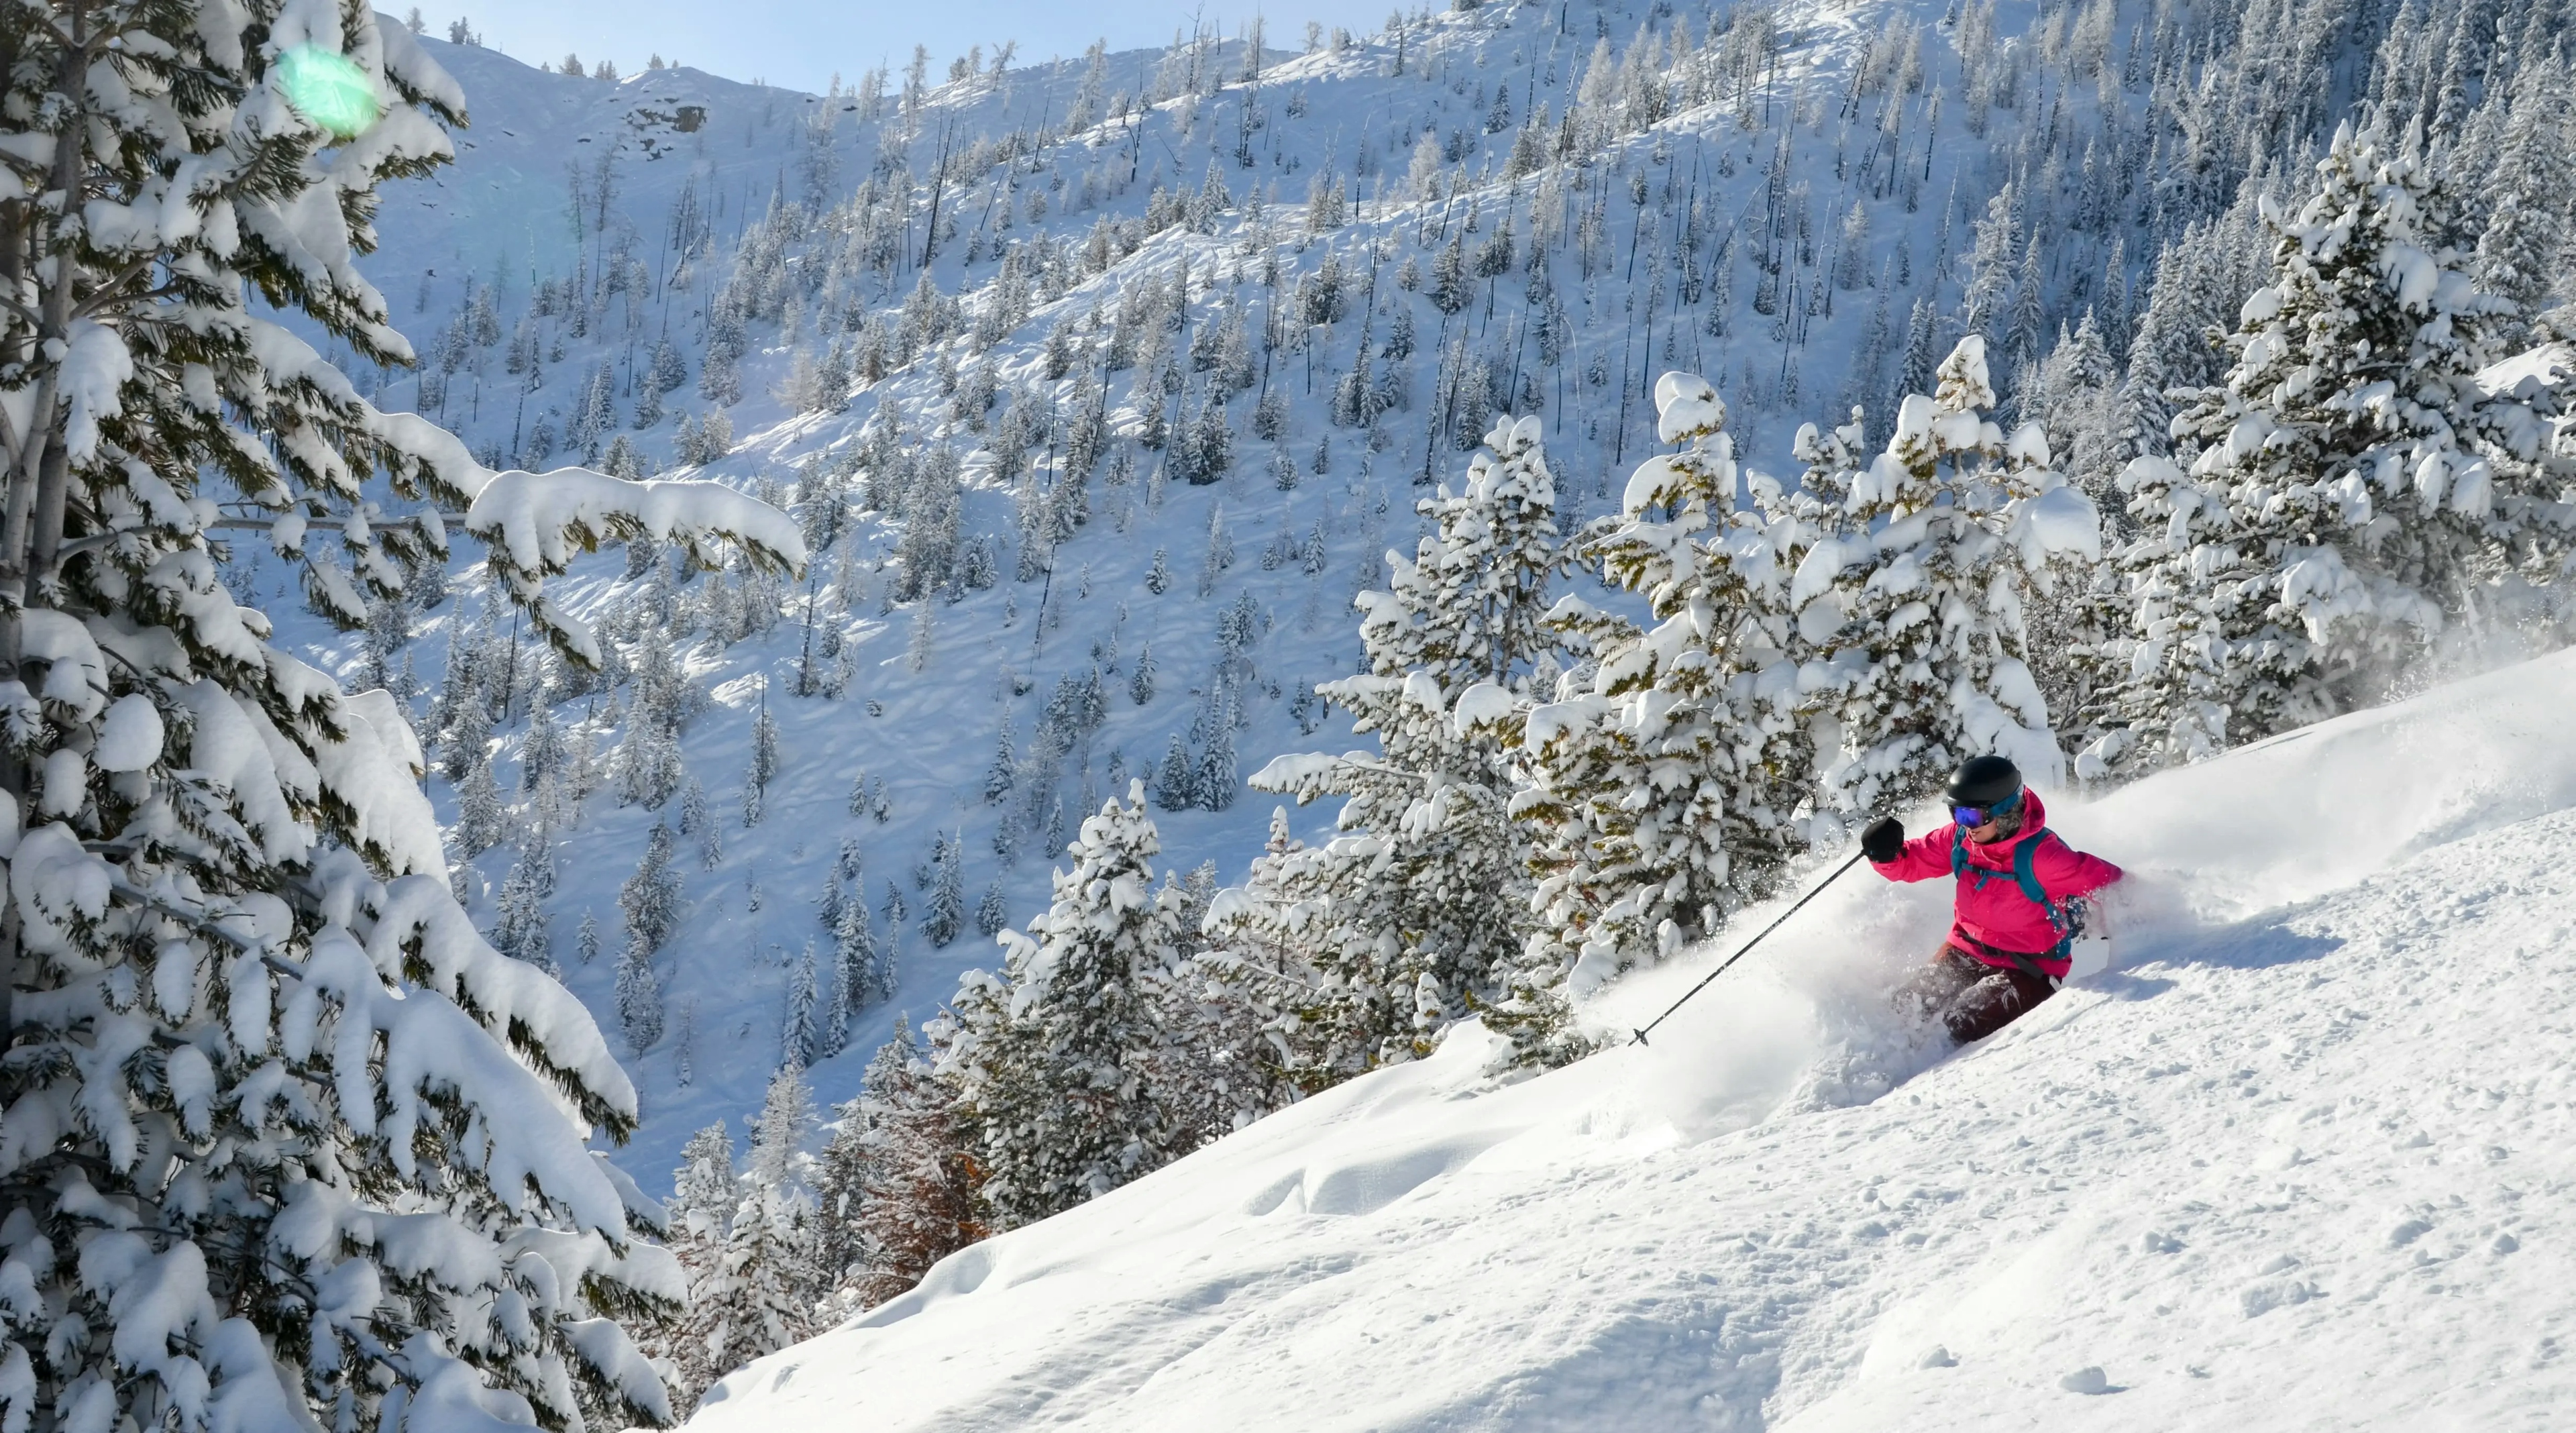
[0,7,804,1427]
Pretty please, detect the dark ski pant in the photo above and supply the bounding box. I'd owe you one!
[1898,945,2059,1047]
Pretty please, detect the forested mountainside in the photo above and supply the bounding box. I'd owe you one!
[685,649,2576,1431]
[235,0,2576,1411]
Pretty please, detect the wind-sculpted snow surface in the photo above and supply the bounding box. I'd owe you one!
[686,650,2576,1430]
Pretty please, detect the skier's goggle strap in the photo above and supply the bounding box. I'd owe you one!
[1949,792,2023,827]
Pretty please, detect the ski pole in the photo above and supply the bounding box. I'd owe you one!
[1629,850,1868,1047]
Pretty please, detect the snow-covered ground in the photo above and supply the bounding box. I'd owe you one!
[684,647,2576,1430]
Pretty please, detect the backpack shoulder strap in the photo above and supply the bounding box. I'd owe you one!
[2013,829,2072,947]
[1950,827,1968,878]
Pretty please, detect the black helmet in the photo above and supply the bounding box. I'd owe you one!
[1944,755,2023,808]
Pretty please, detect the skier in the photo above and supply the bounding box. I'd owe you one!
[1859,755,2121,1046]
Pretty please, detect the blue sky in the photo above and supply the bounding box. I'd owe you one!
[439,0,1402,94]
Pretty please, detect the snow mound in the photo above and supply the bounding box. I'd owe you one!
[684,649,2576,1430]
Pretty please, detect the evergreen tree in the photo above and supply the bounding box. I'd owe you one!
[783,943,820,1065]
[685,775,723,866]
[1514,382,1817,1031]
[922,830,967,947]
[1802,337,2096,813]
[836,886,891,1010]
[1185,810,1336,1115]
[976,880,1012,938]
[453,748,510,855]
[667,1123,742,1238]
[616,933,669,1053]
[648,1124,739,1403]
[671,1067,821,1411]
[985,714,1017,802]
[621,820,686,957]
[742,691,782,828]
[522,696,568,790]
[0,13,801,1428]
[940,785,1186,1228]
[1153,731,1200,810]
[1130,642,1157,704]
[1893,295,1939,416]
[1195,696,1239,810]
[2090,125,2560,774]
[2473,62,2571,335]
[492,842,559,973]
[1959,182,2020,346]
[1222,415,1565,1074]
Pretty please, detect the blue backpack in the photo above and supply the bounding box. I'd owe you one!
[1949,826,2078,974]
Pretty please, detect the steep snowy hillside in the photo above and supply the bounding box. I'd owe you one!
[276,0,2564,1201]
[684,647,2576,1430]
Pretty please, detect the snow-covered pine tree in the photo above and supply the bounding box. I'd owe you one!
[939,783,1186,1228]
[984,713,1016,802]
[820,922,858,1042]
[1798,336,2098,813]
[643,1122,737,1403]
[922,829,965,946]
[2087,123,2567,774]
[670,1065,822,1412]
[615,931,669,1054]
[834,884,888,1010]
[1175,808,1324,1112]
[491,840,558,971]
[744,691,782,827]
[975,879,1011,938]
[521,694,568,789]
[2019,313,2131,747]
[621,819,686,957]
[1153,731,1199,810]
[666,1122,742,1238]
[782,942,820,1065]
[1195,696,1238,810]
[2471,62,2572,342]
[451,733,512,852]
[0,11,813,1431]
[684,774,722,865]
[1222,415,1564,1075]
[614,820,685,1051]
[1511,379,1815,1032]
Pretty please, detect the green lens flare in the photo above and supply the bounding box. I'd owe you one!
[278,46,380,140]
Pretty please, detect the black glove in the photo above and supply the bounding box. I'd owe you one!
[1861,816,1906,863]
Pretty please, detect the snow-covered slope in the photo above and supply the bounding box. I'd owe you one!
[684,648,2576,1430]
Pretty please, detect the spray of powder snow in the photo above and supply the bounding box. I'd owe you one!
[1579,844,1958,1143]
[1566,647,2576,1142]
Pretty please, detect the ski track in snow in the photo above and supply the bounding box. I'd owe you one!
[685,651,2576,1430]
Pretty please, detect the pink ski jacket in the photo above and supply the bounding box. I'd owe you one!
[1870,790,2123,978]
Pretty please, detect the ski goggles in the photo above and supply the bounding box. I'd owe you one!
[1948,792,2023,827]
